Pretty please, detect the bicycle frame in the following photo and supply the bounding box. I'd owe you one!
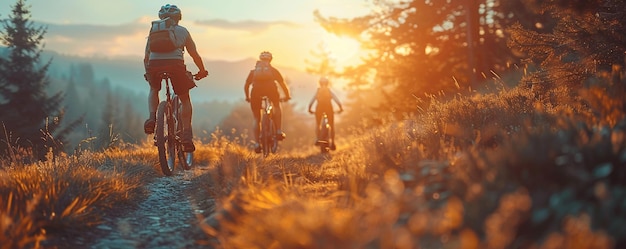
[259,96,278,157]
[154,71,192,176]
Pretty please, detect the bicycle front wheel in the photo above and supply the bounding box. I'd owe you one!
[156,101,176,176]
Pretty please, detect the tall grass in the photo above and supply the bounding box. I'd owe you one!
[2,67,625,248]
[199,68,626,248]
[0,145,157,249]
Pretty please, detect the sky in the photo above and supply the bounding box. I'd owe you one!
[0,0,372,71]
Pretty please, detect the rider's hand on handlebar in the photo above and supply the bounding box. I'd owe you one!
[308,109,314,114]
[281,96,291,102]
[245,97,250,103]
[194,70,209,80]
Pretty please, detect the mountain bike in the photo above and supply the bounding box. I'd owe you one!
[312,111,341,154]
[316,112,332,154]
[259,96,286,158]
[153,71,194,176]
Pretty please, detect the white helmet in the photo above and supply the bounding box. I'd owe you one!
[259,51,273,62]
[158,4,182,21]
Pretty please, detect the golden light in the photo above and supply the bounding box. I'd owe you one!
[320,33,363,69]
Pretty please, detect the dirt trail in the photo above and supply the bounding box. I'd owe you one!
[89,166,214,249]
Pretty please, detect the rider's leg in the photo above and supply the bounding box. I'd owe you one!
[250,95,262,152]
[148,87,159,119]
[274,103,282,132]
[179,92,192,133]
[178,92,196,152]
[252,109,261,143]
[314,111,322,143]
[144,86,160,134]
[272,99,286,139]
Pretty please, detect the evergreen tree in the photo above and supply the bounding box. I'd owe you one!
[120,98,142,144]
[95,90,119,150]
[305,41,338,77]
[508,0,626,93]
[0,0,78,159]
[63,76,83,123]
[314,0,527,120]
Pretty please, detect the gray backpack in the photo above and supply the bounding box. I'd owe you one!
[148,18,177,53]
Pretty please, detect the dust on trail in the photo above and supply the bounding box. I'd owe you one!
[90,165,215,249]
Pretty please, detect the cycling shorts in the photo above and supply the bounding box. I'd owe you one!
[250,86,280,112]
[146,59,196,95]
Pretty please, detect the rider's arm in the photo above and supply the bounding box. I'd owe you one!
[272,68,291,99]
[184,32,207,74]
[330,89,343,111]
[244,70,253,100]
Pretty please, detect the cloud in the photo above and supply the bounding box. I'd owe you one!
[194,19,299,32]
[43,21,147,41]
[29,19,150,58]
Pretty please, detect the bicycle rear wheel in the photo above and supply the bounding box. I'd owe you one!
[269,119,278,154]
[156,101,176,176]
[173,96,192,170]
[319,119,330,153]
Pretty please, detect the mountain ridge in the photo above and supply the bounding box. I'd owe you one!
[39,49,320,107]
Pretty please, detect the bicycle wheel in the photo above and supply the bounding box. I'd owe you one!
[156,101,176,176]
[269,119,278,154]
[260,113,271,157]
[319,119,330,153]
[173,96,192,170]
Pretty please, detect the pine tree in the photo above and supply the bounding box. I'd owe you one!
[508,0,626,93]
[314,0,526,120]
[95,90,119,150]
[0,0,78,160]
[305,41,338,77]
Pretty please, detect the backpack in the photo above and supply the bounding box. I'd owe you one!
[253,60,273,81]
[148,18,178,53]
[316,87,332,105]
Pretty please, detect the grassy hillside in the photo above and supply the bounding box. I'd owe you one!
[1,68,625,248]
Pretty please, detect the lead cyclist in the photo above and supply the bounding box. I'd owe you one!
[143,4,208,152]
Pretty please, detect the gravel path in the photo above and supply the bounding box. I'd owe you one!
[90,166,214,249]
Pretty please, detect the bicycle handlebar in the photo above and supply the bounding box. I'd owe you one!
[308,110,343,115]
[258,96,290,102]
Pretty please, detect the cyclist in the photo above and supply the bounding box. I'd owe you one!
[143,4,208,152]
[244,51,291,153]
[308,76,343,150]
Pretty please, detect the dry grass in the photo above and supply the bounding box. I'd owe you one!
[0,146,157,249]
[197,70,626,249]
[2,69,626,248]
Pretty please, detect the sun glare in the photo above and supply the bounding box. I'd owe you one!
[321,33,363,69]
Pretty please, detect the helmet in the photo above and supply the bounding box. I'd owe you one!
[259,51,273,62]
[319,76,329,85]
[158,4,182,21]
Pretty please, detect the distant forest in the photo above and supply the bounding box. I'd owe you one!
[0,47,240,153]
[46,61,239,151]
